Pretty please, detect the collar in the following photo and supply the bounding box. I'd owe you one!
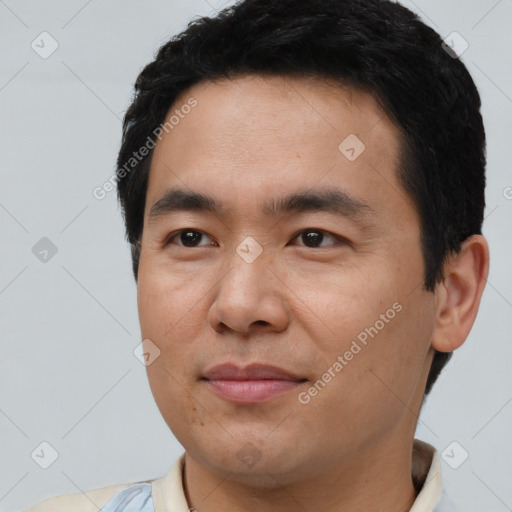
[151,439,442,512]
[410,439,443,511]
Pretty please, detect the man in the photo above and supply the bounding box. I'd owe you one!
[26,0,489,510]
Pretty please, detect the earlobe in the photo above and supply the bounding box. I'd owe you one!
[431,234,490,353]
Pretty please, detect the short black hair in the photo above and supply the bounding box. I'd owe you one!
[116,0,486,396]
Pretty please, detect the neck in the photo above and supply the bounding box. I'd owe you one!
[182,436,419,512]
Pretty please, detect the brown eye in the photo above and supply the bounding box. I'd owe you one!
[301,230,325,247]
[166,229,215,247]
[292,229,342,248]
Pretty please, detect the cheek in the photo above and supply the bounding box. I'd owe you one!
[145,361,200,442]
[351,297,434,405]
[137,256,209,342]
[136,257,217,417]
[294,265,433,409]
[138,264,207,429]
[301,302,433,443]
[282,262,400,353]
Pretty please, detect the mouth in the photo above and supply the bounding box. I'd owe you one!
[201,363,308,404]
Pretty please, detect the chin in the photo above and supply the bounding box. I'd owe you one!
[189,434,315,483]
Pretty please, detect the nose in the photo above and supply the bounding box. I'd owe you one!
[207,245,290,336]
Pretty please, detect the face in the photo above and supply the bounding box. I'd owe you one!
[137,75,436,482]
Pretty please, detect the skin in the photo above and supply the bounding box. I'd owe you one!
[137,75,489,512]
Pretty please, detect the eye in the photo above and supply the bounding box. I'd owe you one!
[164,228,347,249]
[290,229,346,248]
[165,229,215,248]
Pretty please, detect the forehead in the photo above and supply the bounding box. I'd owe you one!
[145,74,413,222]
[162,74,398,152]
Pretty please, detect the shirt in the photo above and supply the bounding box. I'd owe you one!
[24,439,453,512]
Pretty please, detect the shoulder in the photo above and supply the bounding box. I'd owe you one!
[23,454,186,512]
[23,481,150,512]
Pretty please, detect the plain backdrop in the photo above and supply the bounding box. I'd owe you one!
[1,1,511,511]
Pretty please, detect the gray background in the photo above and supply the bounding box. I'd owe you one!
[1,0,511,510]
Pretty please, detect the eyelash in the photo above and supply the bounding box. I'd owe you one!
[164,228,348,249]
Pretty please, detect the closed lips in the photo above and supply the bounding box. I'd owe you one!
[202,363,307,381]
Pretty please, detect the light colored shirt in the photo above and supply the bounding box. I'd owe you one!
[24,439,453,512]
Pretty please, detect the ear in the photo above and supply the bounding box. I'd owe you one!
[431,234,490,353]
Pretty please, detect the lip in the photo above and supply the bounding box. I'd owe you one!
[202,363,307,404]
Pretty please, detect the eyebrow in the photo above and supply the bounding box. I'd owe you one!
[148,187,376,227]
